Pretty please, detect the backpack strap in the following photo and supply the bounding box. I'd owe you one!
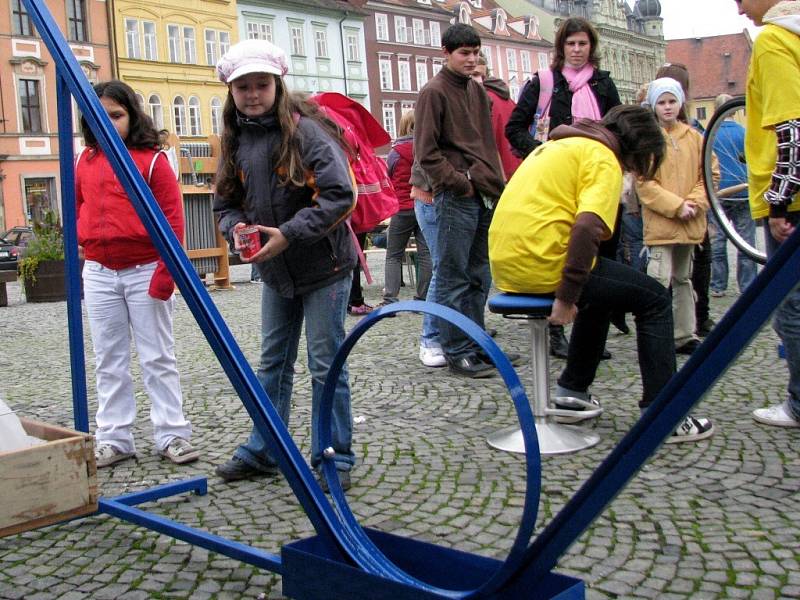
[536,68,554,118]
[147,150,166,185]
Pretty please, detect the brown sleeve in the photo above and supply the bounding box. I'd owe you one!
[555,212,610,304]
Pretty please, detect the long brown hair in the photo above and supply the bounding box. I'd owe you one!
[215,75,347,200]
[80,80,160,150]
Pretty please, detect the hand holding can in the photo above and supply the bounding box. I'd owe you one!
[237,226,262,260]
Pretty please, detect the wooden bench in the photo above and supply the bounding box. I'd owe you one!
[0,270,17,307]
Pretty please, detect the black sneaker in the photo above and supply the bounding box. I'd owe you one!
[697,318,715,337]
[665,416,714,444]
[215,457,278,482]
[447,355,496,378]
[317,469,352,492]
[549,324,569,359]
[477,351,524,368]
[676,338,701,355]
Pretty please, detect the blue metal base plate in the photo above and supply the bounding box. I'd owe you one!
[282,528,584,599]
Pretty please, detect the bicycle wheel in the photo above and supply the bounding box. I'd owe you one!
[702,96,767,264]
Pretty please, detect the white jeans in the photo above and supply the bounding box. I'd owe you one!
[646,244,697,347]
[83,260,191,453]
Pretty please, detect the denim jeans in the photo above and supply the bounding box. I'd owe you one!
[765,214,800,420]
[618,211,647,272]
[235,275,355,472]
[383,209,432,302]
[557,257,675,408]
[434,190,493,360]
[415,198,441,349]
[710,200,757,293]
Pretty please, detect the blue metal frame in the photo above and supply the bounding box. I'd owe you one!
[21,0,800,596]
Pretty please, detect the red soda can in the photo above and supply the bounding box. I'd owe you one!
[237,226,261,259]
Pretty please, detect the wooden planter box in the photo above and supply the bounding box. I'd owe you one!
[0,419,97,537]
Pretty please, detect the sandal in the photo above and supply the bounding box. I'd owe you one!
[347,303,373,316]
[159,437,201,464]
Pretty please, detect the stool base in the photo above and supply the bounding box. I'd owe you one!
[487,423,600,455]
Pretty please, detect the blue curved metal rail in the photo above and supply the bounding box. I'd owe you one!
[24,0,800,595]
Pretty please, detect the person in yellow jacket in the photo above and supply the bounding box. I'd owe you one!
[489,105,715,443]
[737,0,800,428]
[638,77,716,355]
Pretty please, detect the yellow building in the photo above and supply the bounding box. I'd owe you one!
[109,0,238,141]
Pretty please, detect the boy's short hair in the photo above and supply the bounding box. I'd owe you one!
[442,24,481,52]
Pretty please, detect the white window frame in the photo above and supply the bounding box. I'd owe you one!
[173,95,187,136]
[148,94,164,130]
[210,97,222,136]
[401,101,414,114]
[394,16,407,43]
[430,21,441,47]
[416,59,428,89]
[375,14,389,41]
[125,18,141,59]
[289,23,305,56]
[538,52,549,70]
[506,48,517,73]
[379,56,393,90]
[520,50,531,77]
[412,19,425,45]
[205,30,218,66]
[188,96,202,136]
[398,58,411,91]
[382,102,396,139]
[314,28,329,59]
[483,45,494,73]
[183,26,196,64]
[345,31,360,61]
[432,58,443,76]
[246,20,274,42]
[167,24,181,62]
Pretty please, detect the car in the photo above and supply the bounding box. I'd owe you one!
[0,226,34,272]
[0,236,20,271]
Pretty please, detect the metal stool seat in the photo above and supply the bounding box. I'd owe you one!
[487,293,601,455]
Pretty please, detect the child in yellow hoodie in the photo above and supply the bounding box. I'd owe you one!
[638,77,713,355]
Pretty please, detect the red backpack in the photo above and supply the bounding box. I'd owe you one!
[310,93,399,234]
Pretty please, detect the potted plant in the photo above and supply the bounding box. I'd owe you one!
[17,210,74,303]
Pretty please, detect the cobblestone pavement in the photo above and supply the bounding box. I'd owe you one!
[0,258,798,600]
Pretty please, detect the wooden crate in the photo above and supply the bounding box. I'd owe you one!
[0,418,98,537]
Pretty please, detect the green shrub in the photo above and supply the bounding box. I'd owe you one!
[18,210,64,284]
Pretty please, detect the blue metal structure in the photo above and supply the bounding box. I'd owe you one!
[21,0,800,596]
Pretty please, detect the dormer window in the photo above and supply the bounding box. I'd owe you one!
[469,0,482,8]
[456,2,472,25]
[492,9,508,35]
[525,15,541,40]
[417,0,432,4]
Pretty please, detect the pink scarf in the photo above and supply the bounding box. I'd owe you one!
[562,64,602,121]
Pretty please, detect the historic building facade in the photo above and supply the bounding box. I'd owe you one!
[237,0,369,104]
[0,0,113,231]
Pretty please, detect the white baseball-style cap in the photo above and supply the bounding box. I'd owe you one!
[216,39,289,84]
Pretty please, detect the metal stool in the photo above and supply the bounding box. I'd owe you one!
[487,293,601,455]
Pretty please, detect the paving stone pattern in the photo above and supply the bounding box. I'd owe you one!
[0,259,798,599]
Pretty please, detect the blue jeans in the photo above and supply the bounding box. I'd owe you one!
[557,257,675,408]
[618,211,647,272]
[415,198,441,349]
[434,190,492,360]
[765,215,800,420]
[710,200,757,293]
[235,275,355,472]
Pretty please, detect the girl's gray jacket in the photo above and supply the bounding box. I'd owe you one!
[214,113,357,298]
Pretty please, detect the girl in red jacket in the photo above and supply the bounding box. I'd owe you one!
[76,80,198,468]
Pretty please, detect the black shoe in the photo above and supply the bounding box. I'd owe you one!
[478,350,524,367]
[215,457,277,482]
[676,338,701,355]
[317,469,352,492]
[600,348,612,360]
[447,355,496,378]
[697,318,715,337]
[485,327,498,338]
[610,312,630,334]
[549,324,569,359]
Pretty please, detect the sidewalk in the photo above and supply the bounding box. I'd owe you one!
[0,262,798,599]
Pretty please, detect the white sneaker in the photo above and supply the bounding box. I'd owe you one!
[752,402,800,428]
[419,345,446,368]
